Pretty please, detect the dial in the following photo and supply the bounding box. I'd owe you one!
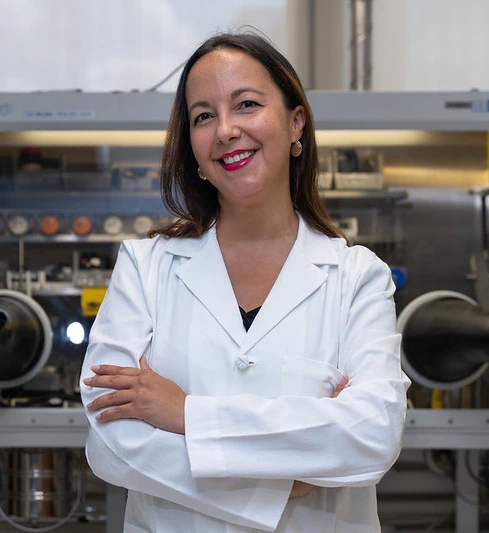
[133,216,152,236]
[103,216,123,235]
[40,215,60,236]
[72,216,92,236]
[7,215,30,236]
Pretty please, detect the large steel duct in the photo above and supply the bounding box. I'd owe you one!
[0,290,53,389]
[398,290,489,390]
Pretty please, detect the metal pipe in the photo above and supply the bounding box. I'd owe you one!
[350,0,373,91]
[363,0,373,90]
[349,0,358,90]
[308,0,316,90]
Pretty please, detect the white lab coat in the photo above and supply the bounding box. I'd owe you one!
[80,215,410,533]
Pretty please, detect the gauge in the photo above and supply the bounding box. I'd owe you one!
[40,215,60,236]
[133,216,152,236]
[7,215,30,236]
[103,216,123,235]
[72,216,92,236]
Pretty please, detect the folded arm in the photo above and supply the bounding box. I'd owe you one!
[80,241,292,531]
[184,254,410,486]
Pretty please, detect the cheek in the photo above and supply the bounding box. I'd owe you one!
[258,114,292,144]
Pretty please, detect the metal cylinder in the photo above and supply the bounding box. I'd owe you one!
[0,290,53,389]
[398,290,489,390]
[7,449,72,519]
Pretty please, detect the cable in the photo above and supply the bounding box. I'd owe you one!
[144,61,187,92]
[464,450,489,489]
[453,487,483,508]
[0,455,84,532]
[19,59,187,94]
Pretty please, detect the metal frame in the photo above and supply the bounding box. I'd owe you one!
[2,407,489,449]
[0,408,488,533]
[1,91,489,131]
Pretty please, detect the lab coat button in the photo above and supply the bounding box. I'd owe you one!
[237,356,253,370]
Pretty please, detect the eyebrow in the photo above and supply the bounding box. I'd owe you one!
[231,87,266,100]
[188,87,266,114]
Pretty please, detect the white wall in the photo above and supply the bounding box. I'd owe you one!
[312,0,350,91]
[372,0,489,91]
[0,0,306,93]
[2,0,488,94]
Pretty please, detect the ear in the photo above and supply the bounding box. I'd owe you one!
[290,105,306,141]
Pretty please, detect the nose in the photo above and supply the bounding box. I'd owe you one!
[215,113,240,144]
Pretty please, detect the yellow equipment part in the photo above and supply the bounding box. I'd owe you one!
[430,389,443,409]
[81,287,107,316]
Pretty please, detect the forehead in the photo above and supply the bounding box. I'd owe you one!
[185,48,279,101]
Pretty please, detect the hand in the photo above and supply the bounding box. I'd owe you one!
[289,374,349,500]
[84,355,187,434]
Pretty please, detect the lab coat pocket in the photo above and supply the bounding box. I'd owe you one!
[281,356,344,398]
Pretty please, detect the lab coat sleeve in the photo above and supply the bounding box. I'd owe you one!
[80,240,293,532]
[185,248,410,487]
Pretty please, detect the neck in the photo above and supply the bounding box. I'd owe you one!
[216,201,298,242]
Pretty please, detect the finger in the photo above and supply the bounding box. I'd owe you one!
[83,374,138,390]
[91,364,141,376]
[86,390,133,412]
[139,355,150,370]
[94,404,141,423]
[332,376,347,397]
[332,375,349,398]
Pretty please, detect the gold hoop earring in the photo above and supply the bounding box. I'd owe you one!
[290,140,302,157]
[197,167,207,180]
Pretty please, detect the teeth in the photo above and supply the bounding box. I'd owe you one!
[222,150,254,165]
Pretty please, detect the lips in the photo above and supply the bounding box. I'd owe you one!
[219,149,256,171]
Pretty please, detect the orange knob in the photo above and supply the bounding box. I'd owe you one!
[40,215,60,235]
[72,216,92,236]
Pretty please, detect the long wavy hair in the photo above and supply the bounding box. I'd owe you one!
[152,32,342,239]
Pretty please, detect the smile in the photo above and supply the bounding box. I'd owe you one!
[219,150,256,171]
[222,150,255,164]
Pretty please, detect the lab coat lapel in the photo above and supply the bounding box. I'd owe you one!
[239,218,337,355]
[171,227,246,346]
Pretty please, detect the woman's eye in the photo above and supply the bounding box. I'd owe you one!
[194,112,212,125]
[239,100,259,110]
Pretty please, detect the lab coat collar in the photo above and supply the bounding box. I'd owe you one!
[167,215,339,349]
[165,215,339,265]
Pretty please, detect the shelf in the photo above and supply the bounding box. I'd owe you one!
[32,287,82,296]
[352,236,405,245]
[0,188,409,203]
[0,189,160,199]
[321,189,408,206]
[0,233,140,244]
[321,189,407,200]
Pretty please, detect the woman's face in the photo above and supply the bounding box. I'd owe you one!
[185,48,305,210]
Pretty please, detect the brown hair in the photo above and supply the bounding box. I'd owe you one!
[152,31,342,239]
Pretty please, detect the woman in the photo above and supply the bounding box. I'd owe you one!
[81,32,410,533]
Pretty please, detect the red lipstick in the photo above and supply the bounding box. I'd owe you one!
[219,149,256,172]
